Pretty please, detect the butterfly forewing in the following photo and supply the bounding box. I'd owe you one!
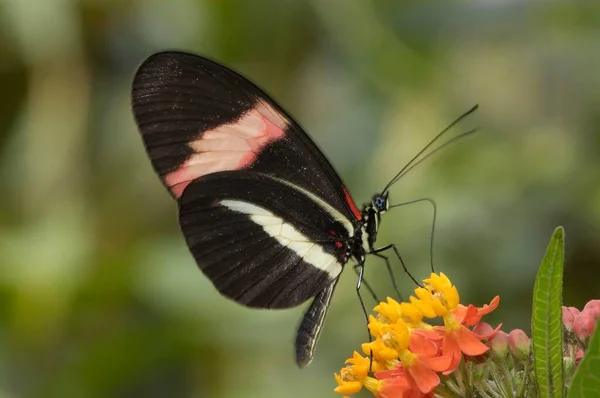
[178,171,352,308]
[131,51,362,221]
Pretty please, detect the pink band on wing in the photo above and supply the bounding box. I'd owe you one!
[164,101,288,198]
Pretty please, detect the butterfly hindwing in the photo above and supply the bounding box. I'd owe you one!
[131,51,362,222]
[295,278,339,367]
[178,170,354,308]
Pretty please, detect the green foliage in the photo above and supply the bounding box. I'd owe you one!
[532,227,565,398]
[2,0,600,396]
[568,322,600,397]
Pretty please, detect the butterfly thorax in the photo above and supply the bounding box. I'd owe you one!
[358,193,389,255]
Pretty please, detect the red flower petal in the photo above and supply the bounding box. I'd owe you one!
[409,332,440,357]
[456,327,490,356]
[454,296,500,326]
[420,354,453,372]
[451,305,468,324]
[415,328,444,342]
[378,376,411,396]
[407,362,440,394]
[376,367,406,380]
[442,332,462,374]
[462,305,481,326]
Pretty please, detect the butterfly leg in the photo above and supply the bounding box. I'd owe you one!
[371,252,403,301]
[352,264,379,302]
[356,259,394,371]
[354,262,370,326]
[354,261,376,370]
[371,244,421,286]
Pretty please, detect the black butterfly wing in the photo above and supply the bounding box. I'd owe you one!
[131,51,363,222]
[178,170,354,308]
[295,278,339,367]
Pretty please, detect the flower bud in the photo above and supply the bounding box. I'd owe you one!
[567,306,581,316]
[508,329,530,361]
[573,312,597,342]
[490,330,509,360]
[473,322,494,337]
[471,323,495,364]
[562,306,576,331]
[583,300,600,322]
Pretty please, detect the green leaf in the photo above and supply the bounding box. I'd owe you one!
[568,323,600,397]
[532,226,565,398]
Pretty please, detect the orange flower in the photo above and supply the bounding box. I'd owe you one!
[452,295,500,326]
[404,332,452,392]
[375,331,452,396]
[376,364,435,398]
[422,296,502,374]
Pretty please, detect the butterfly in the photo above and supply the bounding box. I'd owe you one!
[131,51,477,367]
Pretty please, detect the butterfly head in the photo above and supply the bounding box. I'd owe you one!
[371,192,389,214]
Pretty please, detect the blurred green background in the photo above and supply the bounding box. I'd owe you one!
[1,1,599,397]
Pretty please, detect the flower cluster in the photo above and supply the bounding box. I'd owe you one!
[562,300,600,381]
[476,324,536,397]
[563,300,600,345]
[334,273,500,397]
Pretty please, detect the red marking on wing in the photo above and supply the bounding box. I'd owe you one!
[329,229,343,249]
[343,186,362,220]
[164,101,288,198]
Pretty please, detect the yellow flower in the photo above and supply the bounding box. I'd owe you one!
[334,372,362,395]
[424,272,459,310]
[408,288,443,318]
[367,315,386,337]
[369,358,391,373]
[373,296,427,329]
[399,302,424,326]
[334,351,381,396]
[346,350,370,377]
[373,297,402,323]
[362,320,412,366]
[362,377,382,396]
[382,322,410,352]
[362,338,399,361]
[406,273,460,319]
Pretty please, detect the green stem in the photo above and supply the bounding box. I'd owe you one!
[489,361,509,398]
[461,360,472,396]
[516,357,531,398]
[500,359,515,398]
[442,375,465,397]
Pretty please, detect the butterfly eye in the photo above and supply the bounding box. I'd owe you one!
[372,195,387,211]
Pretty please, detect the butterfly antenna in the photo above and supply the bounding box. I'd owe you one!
[391,128,479,186]
[384,128,478,274]
[389,198,438,273]
[382,105,479,194]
